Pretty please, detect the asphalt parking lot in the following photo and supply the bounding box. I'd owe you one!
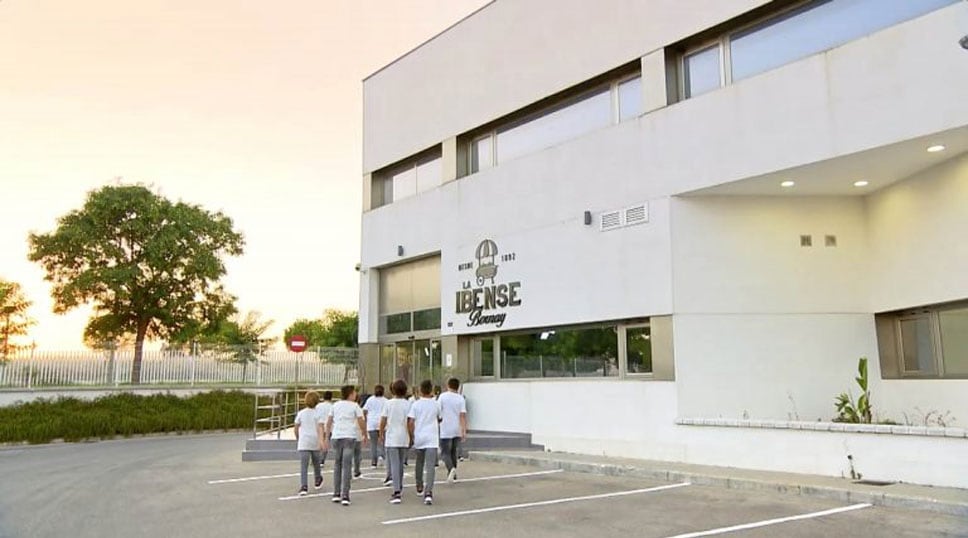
[0,434,965,537]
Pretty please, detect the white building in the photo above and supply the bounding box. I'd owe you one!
[358,0,968,489]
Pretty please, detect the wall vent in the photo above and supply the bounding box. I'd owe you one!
[800,235,813,247]
[624,204,649,226]
[600,210,623,231]
[825,235,837,247]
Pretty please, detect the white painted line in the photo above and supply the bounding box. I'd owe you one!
[209,473,299,484]
[278,469,565,501]
[382,482,691,525]
[661,503,873,538]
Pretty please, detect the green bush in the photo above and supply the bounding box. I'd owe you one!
[0,390,251,444]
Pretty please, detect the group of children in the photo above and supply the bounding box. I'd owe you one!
[294,377,468,507]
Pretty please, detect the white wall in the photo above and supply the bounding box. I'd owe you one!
[671,196,870,314]
[364,2,968,184]
[363,0,770,172]
[464,380,968,489]
[867,153,968,312]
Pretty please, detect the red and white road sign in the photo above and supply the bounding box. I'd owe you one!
[288,335,308,353]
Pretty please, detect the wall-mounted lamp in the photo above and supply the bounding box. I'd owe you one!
[354,263,362,272]
[960,35,968,50]
[397,245,404,257]
[583,210,592,226]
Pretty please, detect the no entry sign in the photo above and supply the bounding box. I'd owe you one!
[288,335,308,353]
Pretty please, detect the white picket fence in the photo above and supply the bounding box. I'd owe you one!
[0,348,358,388]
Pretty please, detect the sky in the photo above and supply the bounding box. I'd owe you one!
[0,0,490,350]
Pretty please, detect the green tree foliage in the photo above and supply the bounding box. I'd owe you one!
[197,311,276,380]
[283,309,358,348]
[27,184,244,383]
[0,279,33,360]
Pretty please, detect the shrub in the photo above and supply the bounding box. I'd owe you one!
[0,390,251,444]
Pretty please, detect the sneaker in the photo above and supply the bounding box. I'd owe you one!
[353,471,362,478]
[341,497,351,506]
[389,492,402,505]
[447,468,458,483]
[383,478,393,487]
[378,456,385,466]
[415,485,424,495]
[331,495,341,503]
[314,477,323,490]
[371,463,378,469]
[423,494,433,505]
[298,486,308,497]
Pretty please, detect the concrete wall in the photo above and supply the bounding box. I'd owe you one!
[867,153,968,312]
[363,0,771,172]
[464,379,968,489]
[0,387,270,408]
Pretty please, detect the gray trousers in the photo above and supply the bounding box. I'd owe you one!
[299,449,322,489]
[386,446,408,493]
[368,430,384,465]
[440,437,461,473]
[414,447,438,494]
[353,439,362,474]
[331,438,356,498]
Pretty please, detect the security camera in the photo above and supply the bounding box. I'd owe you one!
[961,35,968,50]
[354,263,362,272]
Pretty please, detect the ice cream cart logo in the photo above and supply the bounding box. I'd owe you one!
[455,239,521,328]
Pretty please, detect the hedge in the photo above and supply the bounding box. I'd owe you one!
[0,390,252,444]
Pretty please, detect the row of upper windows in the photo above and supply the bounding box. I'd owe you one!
[369,0,956,210]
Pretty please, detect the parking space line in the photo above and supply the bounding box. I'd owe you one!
[382,482,691,525]
[661,503,873,538]
[208,473,299,484]
[278,469,565,501]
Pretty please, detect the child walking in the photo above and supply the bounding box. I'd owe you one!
[294,390,325,496]
[407,379,441,505]
[324,385,367,506]
[438,377,468,482]
[317,391,334,466]
[362,384,387,468]
[379,379,412,504]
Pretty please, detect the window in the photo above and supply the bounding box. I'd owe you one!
[472,338,495,378]
[372,149,442,208]
[378,257,441,336]
[939,307,968,376]
[683,45,721,98]
[412,308,441,331]
[881,303,968,379]
[679,0,957,99]
[500,326,620,379]
[625,326,653,375]
[465,73,642,174]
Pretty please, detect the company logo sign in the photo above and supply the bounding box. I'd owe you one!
[455,239,521,328]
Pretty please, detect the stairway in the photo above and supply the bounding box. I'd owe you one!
[241,430,543,462]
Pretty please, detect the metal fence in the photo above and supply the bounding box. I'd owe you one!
[0,348,358,389]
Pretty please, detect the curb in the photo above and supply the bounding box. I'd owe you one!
[0,429,249,449]
[469,451,968,518]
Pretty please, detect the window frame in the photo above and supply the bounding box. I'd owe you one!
[468,320,653,381]
[677,0,954,101]
[463,71,642,176]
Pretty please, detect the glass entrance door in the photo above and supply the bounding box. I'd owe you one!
[383,339,441,388]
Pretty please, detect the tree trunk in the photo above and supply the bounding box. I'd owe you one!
[131,321,148,384]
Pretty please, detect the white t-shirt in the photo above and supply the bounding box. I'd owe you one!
[362,396,387,432]
[380,398,412,448]
[438,391,467,439]
[316,401,333,432]
[407,397,441,449]
[295,407,323,450]
[329,400,363,440]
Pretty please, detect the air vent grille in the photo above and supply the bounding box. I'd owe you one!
[625,204,648,225]
[600,210,623,231]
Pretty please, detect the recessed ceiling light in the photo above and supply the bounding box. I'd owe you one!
[927,145,946,153]
[780,180,796,188]
[853,180,869,187]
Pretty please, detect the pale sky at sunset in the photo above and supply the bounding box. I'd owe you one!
[0,0,490,350]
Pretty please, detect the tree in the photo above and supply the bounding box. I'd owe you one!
[198,311,276,382]
[28,184,244,383]
[283,309,358,349]
[0,279,32,360]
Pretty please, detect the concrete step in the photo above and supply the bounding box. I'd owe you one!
[242,430,543,462]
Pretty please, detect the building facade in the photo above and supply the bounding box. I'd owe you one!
[358,0,968,488]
